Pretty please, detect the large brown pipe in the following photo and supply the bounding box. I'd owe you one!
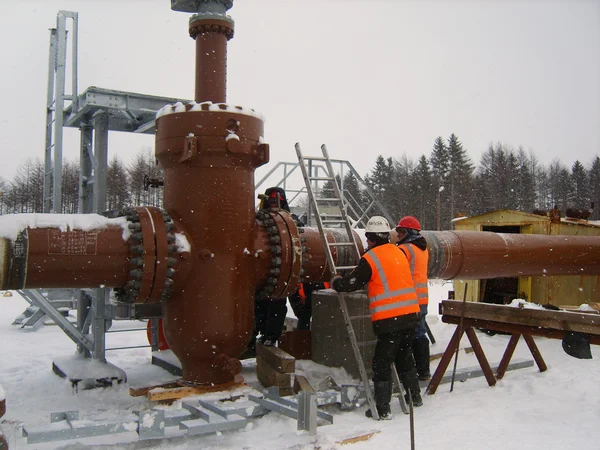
[155,103,269,384]
[423,230,600,279]
[188,5,234,102]
[0,224,129,290]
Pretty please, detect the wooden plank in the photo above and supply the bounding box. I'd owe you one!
[256,343,296,373]
[442,316,600,345]
[496,334,521,379]
[427,325,464,395]
[430,347,473,361]
[129,380,180,397]
[559,304,600,314]
[293,375,316,394]
[148,386,210,402]
[337,430,381,445]
[465,327,496,387]
[441,300,600,336]
[256,357,293,391]
[523,334,547,372]
[146,375,244,401]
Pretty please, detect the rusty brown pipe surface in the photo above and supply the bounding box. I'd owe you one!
[422,230,600,279]
[189,13,234,103]
[155,103,269,385]
[0,223,130,290]
[298,228,600,281]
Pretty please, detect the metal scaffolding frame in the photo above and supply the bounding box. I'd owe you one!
[255,157,394,228]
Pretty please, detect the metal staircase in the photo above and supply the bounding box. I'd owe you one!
[295,143,409,419]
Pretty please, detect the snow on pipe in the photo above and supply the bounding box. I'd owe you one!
[0,208,183,305]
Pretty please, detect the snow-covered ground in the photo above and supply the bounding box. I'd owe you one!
[1,282,598,449]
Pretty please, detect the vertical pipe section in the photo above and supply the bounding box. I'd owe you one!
[156,107,268,385]
[189,13,234,103]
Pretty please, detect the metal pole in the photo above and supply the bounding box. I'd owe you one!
[52,14,67,213]
[92,113,108,213]
[79,123,93,213]
[70,11,79,112]
[77,290,92,357]
[92,288,108,362]
[43,29,57,213]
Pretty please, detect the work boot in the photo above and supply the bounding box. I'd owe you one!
[365,403,392,420]
[400,370,423,407]
[404,391,423,407]
[412,337,431,380]
[365,381,393,420]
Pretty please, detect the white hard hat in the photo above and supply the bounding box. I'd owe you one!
[365,216,391,233]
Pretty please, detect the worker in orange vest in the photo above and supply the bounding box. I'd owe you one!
[395,216,431,380]
[331,216,422,420]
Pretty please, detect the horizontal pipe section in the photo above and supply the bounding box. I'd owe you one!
[299,227,365,282]
[1,226,130,290]
[423,230,600,280]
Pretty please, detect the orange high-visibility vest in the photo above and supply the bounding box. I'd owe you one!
[296,282,330,304]
[297,283,306,302]
[398,243,429,306]
[362,243,420,322]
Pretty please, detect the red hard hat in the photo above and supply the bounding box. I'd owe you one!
[397,216,421,231]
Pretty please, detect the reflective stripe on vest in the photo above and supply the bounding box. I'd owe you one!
[399,243,429,306]
[363,244,420,322]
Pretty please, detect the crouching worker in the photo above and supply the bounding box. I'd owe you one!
[330,216,423,420]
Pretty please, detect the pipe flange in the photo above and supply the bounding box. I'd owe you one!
[115,208,141,303]
[189,16,234,40]
[255,209,302,301]
[115,207,177,304]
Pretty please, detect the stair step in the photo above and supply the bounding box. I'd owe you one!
[335,265,357,271]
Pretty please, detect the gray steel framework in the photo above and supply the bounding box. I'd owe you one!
[255,157,394,228]
[44,10,79,214]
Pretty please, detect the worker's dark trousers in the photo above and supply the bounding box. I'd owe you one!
[413,304,431,377]
[255,297,288,342]
[372,327,416,382]
[288,293,312,330]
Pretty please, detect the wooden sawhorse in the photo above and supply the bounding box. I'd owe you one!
[426,300,600,395]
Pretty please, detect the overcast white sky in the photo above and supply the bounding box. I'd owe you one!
[0,0,598,182]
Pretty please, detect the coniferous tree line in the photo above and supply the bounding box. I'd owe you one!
[351,135,600,229]
[0,148,163,215]
[0,140,598,230]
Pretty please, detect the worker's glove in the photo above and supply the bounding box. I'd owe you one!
[330,275,343,291]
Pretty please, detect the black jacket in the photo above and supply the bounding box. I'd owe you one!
[332,242,419,335]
